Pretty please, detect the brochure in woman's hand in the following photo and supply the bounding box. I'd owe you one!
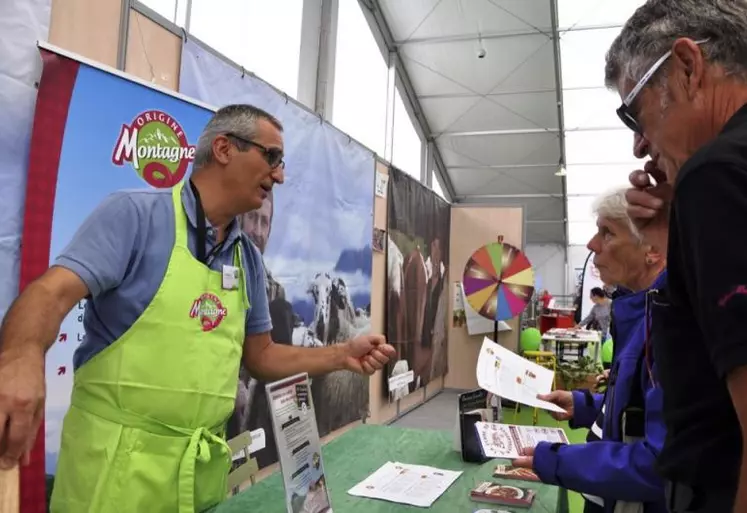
[475,338,566,414]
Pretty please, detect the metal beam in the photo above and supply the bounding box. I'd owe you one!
[438,128,559,138]
[450,163,557,170]
[359,0,457,201]
[297,0,339,117]
[384,51,396,163]
[184,0,193,31]
[420,88,556,99]
[527,219,565,224]
[455,193,563,200]
[394,23,624,46]
[549,0,570,254]
[422,140,431,185]
[116,0,133,70]
[296,0,323,110]
[418,85,613,100]
[436,126,627,138]
[132,1,181,36]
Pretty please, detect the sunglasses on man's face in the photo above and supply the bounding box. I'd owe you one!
[616,38,710,135]
[225,132,285,169]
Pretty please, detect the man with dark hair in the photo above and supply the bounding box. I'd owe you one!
[0,103,395,512]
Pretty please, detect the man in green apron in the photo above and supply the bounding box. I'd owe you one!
[0,104,395,512]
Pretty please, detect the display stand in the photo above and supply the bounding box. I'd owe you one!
[266,373,333,513]
[492,235,504,344]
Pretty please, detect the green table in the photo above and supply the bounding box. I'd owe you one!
[212,424,568,512]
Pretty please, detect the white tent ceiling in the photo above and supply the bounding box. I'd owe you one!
[373,0,647,245]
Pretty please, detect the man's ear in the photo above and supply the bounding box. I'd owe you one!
[211,134,233,165]
[670,37,707,102]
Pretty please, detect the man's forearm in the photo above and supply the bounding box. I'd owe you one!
[0,279,75,357]
[247,341,348,382]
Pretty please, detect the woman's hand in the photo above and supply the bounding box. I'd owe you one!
[537,391,573,422]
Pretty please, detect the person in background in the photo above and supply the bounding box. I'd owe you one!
[610,2,747,509]
[577,287,612,340]
[514,188,667,513]
[540,289,554,310]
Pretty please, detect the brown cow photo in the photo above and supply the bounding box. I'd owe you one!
[385,167,451,400]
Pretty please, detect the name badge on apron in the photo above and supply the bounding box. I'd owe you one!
[222,265,240,290]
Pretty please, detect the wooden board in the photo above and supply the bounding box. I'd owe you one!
[0,467,19,513]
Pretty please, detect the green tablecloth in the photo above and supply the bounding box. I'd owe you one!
[212,424,569,513]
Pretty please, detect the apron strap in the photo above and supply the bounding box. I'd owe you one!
[178,427,230,513]
[234,242,250,310]
[172,181,188,249]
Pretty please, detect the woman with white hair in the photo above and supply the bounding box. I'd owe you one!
[514,188,667,513]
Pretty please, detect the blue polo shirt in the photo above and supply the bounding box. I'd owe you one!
[55,184,272,371]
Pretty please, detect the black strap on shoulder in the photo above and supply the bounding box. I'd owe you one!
[609,305,618,362]
[621,349,647,438]
[189,179,207,264]
[189,179,227,266]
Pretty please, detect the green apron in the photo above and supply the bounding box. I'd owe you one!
[50,182,249,513]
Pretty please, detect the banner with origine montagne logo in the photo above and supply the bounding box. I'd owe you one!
[21,47,213,480]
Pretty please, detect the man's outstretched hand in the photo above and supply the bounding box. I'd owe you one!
[343,334,396,375]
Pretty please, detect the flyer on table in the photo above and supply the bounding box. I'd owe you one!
[347,461,462,508]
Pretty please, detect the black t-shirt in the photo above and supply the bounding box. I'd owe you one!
[653,104,747,490]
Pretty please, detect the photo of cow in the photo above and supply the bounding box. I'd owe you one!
[386,167,451,400]
[226,165,373,470]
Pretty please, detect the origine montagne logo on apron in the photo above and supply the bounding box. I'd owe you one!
[112,110,196,188]
[190,293,228,332]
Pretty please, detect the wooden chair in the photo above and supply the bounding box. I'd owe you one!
[514,350,558,426]
[226,431,259,496]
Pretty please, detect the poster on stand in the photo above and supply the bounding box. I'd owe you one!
[385,167,450,399]
[22,45,214,481]
[266,373,332,513]
[180,39,374,469]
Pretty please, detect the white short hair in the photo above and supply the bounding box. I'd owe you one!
[592,188,641,242]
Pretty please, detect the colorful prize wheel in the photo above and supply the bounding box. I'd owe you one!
[462,242,535,321]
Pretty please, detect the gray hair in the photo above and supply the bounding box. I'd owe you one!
[193,104,283,170]
[605,0,747,89]
[593,188,641,241]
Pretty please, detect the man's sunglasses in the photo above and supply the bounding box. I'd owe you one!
[616,38,709,135]
[225,132,285,169]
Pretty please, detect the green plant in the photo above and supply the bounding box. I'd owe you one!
[557,356,604,390]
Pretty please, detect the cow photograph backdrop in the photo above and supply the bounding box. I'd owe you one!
[386,167,451,399]
[180,39,375,469]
